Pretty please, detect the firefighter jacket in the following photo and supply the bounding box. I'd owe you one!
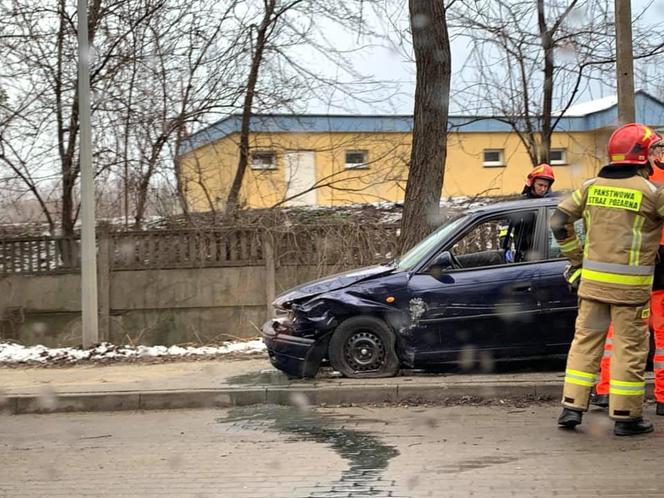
[553,165,664,305]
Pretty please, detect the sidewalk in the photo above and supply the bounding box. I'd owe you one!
[0,354,653,415]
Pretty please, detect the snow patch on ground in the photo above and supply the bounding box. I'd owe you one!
[0,340,266,365]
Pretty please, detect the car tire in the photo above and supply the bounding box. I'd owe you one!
[328,316,400,378]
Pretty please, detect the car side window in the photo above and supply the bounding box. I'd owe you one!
[547,207,585,259]
[447,211,539,269]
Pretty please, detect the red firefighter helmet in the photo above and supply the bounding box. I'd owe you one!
[608,123,661,165]
[526,163,555,187]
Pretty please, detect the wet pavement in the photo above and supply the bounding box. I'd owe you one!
[226,369,295,386]
[2,403,664,497]
[0,356,570,396]
[0,355,583,415]
[219,405,399,497]
[3,356,659,415]
[0,358,276,395]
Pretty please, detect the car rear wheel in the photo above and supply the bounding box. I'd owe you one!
[328,316,399,378]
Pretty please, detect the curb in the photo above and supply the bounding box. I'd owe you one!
[2,381,653,415]
[0,381,563,415]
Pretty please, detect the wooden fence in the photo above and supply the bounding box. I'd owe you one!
[0,224,401,275]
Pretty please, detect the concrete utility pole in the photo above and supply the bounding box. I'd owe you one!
[615,0,635,124]
[78,0,99,347]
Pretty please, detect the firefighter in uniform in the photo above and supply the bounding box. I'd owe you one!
[593,140,664,413]
[551,123,664,436]
[522,164,556,198]
[499,164,557,253]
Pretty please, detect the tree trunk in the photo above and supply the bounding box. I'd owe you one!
[224,0,275,215]
[134,135,168,228]
[55,0,78,238]
[537,0,553,164]
[173,126,191,222]
[399,0,451,253]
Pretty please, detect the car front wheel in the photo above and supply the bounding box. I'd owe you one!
[328,316,400,378]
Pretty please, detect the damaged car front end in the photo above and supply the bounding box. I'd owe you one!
[261,265,409,378]
[261,299,337,378]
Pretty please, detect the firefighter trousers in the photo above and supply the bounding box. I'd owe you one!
[596,289,664,402]
[562,298,650,420]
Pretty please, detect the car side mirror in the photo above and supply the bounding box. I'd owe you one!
[428,251,454,278]
[433,251,453,267]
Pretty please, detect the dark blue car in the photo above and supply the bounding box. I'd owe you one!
[261,197,579,378]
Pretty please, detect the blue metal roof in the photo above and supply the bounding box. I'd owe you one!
[181,90,664,155]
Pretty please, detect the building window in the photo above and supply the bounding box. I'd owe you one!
[345,150,369,169]
[483,149,505,167]
[550,148,567,165]
[250,151,276,170]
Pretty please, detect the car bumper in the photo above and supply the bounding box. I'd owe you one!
[261,317,328,378]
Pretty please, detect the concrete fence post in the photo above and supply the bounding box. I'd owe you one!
[263,230,276,320]
[97,231,111,342]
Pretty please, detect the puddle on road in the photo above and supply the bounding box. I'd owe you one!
[217,405,399,497]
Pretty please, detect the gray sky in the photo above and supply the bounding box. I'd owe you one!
[305,0,664,115]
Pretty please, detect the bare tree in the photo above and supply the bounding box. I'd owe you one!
[112,0,243,227]
[224,0,281,215]
[0,0,248,232]
[0,0,172,235]
[450,0,664,167]
[223,0,390,215]
[398,0,453,253]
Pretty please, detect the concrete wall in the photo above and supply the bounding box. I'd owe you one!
[0,264,334,347]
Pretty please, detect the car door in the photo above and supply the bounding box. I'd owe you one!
[532,207,584,355]
[406,209,543,365]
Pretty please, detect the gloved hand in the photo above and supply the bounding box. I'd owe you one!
[564,264,582,292]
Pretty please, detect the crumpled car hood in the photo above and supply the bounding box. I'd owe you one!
[274,265,396,308]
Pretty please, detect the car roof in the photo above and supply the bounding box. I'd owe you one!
[464,195,562,216]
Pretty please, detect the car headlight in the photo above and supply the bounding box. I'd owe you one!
[273,305,296,321]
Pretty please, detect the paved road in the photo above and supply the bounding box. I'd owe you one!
[1,402,662,497]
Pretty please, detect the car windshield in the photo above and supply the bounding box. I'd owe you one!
[396,215,467,271]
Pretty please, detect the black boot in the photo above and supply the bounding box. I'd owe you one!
[590,393,609,408]
[558,408,583,428]
[614,418,654,436]
[657,403,664,416]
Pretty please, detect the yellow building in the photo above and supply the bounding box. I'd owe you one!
[179,91,664,211]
